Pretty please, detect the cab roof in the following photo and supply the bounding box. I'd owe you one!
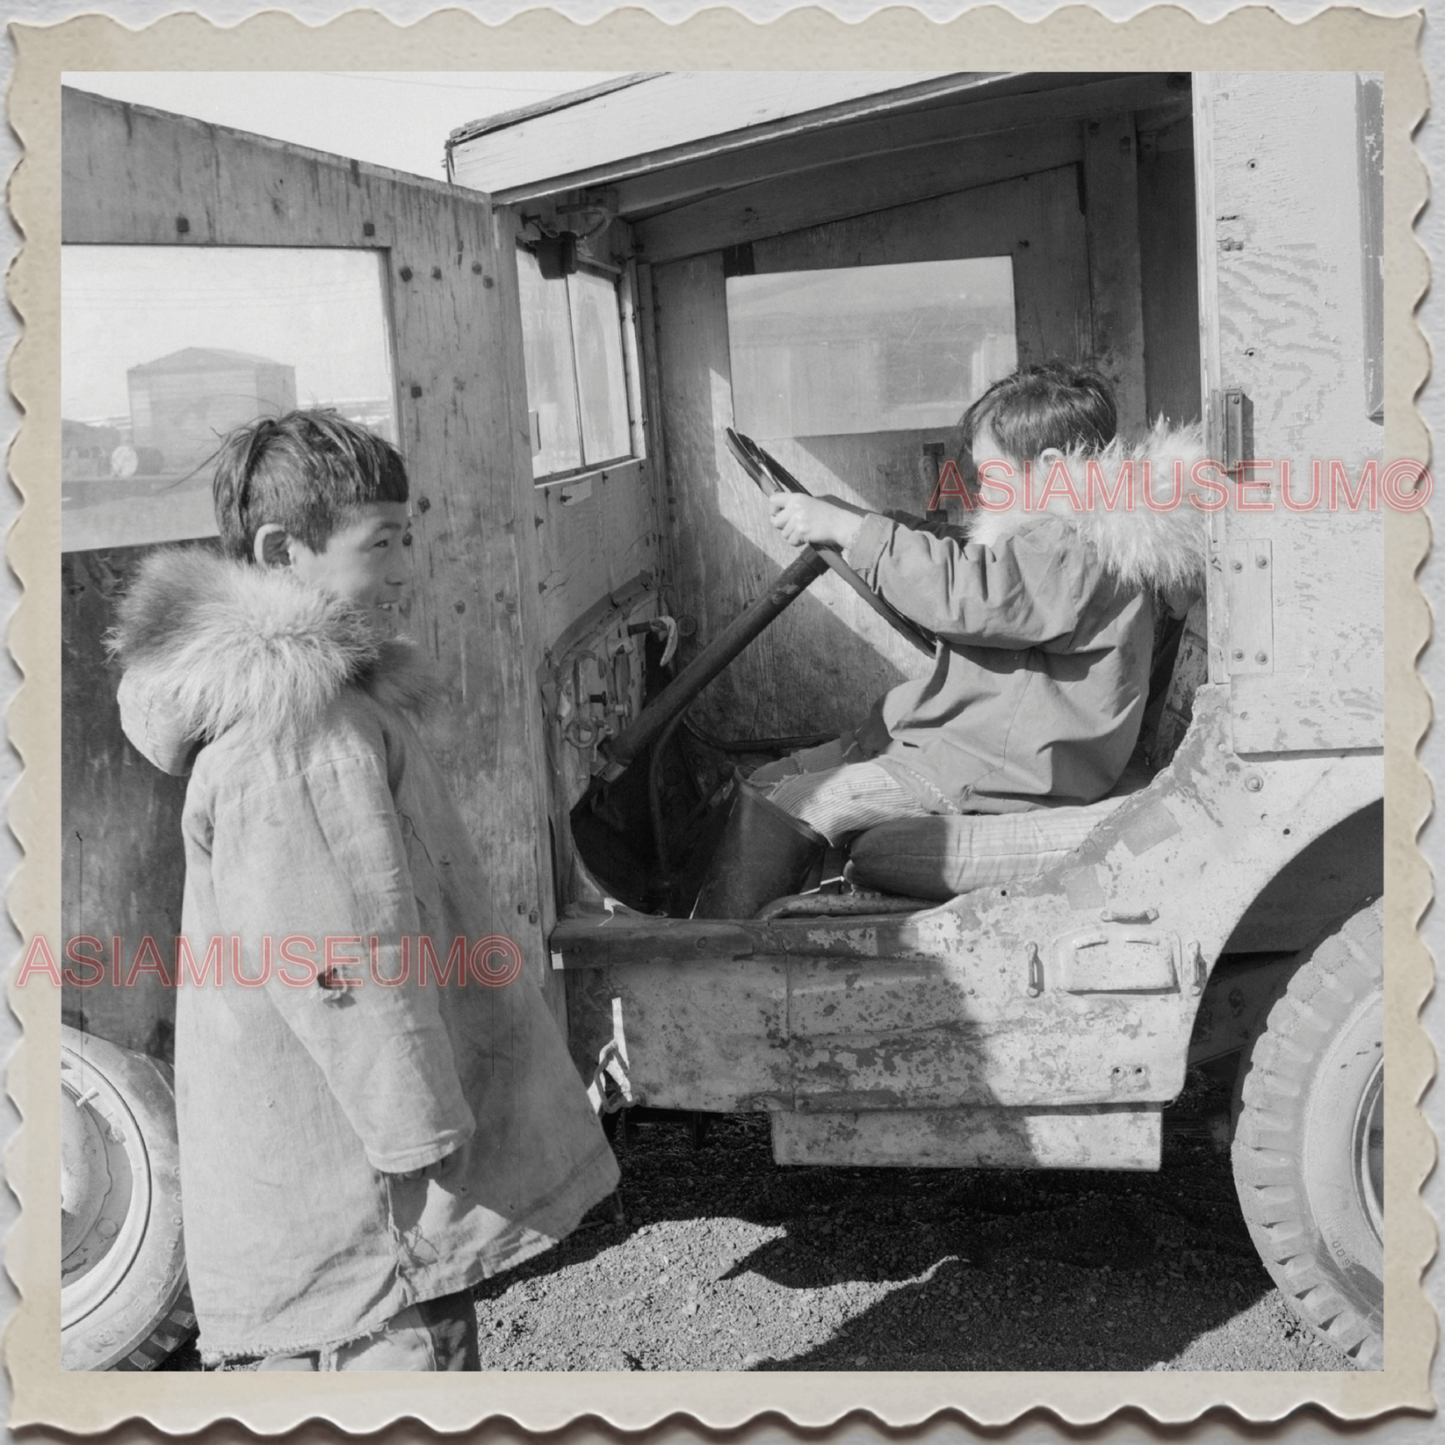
[444,71,1158,213]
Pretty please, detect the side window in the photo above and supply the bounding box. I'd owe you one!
[61,245,397,553]
[517,247,637,483]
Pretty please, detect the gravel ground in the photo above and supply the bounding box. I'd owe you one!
[164,1071,1352,1374]
[466,1074,1351,1374]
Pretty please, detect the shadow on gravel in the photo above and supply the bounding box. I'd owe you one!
[160,1074,1334,1373]
[468,1068,1342,1371]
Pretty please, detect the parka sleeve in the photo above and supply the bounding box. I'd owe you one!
[208,742,476,1175]
[843,510,1093,648]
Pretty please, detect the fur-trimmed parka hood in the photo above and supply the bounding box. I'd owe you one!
[110,547,439,775]
[966,420,1209,597]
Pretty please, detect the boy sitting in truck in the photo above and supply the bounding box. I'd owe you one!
[111,411,618,1370]
[749,360,1206,850]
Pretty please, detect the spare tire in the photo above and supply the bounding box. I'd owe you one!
[1231,900,1384,1368]
[61,1026,194,1371]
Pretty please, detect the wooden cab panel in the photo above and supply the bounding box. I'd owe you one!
[1196,73,1385,753]
[59,88,555,1047]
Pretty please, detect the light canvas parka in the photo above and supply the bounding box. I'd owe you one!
[112,548,619,1360]
[843,423,1210,813]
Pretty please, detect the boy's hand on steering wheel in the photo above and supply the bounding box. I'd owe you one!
[769,493,869,552]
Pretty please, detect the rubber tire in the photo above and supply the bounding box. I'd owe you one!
[1231,899,1384,1369]
[60,1027,195,1371]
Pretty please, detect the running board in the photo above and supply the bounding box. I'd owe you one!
[771,1105,1162,1171]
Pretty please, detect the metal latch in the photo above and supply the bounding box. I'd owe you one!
[1221,387,1251,476]
[586,997,638,1116]
[1187,939,1208,996]
[1025,942,1043,997]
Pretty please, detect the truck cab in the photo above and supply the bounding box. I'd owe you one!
[449,70,1388,1364]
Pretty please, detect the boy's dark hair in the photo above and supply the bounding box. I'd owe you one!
[961,360,1118,463]
[211,410,408,561]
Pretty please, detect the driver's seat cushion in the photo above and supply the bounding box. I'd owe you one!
[846,768,1152,902]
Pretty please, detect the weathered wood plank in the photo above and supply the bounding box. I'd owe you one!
[634,259,679,594]
[637,123,1081,265]
[618,74,1182,220]
[61,547,190,1057]
[490,206,565,1017]
[1192,82,1230,692]
[1083,113,1148,435]
[533,457,663,647]
[654,252,915,739]
[1137,113,1202,427]
[619,261,647,459]
[448,72,1000,200]
[61,89,554,1041]
[448,73,657,151]
[654,252,775,736]
[62,88,465,246]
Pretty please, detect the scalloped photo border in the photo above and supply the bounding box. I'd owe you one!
[4,4,1434,1433]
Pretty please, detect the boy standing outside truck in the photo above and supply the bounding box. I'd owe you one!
[110,411,618,1370]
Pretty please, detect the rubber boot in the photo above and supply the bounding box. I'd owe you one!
[690,776,827,920]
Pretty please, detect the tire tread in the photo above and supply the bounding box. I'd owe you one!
[1232,900,1385,1370]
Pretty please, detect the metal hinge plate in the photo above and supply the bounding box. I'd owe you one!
[1224,539,1275,674]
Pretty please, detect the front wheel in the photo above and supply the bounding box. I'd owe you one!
[1231,899,1384,1368]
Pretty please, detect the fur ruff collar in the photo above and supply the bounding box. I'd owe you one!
[966,421,1209,594]
[110,547,439,762]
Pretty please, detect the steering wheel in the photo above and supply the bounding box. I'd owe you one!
[725,428,937,658]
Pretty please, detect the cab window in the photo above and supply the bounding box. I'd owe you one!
[517,249,636,483]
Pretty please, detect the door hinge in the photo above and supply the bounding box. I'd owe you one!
[1224,539,1274,674]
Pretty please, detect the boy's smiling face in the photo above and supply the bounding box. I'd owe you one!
[272,502,412,615]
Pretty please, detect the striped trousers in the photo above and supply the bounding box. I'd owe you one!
[748,734,936,845]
